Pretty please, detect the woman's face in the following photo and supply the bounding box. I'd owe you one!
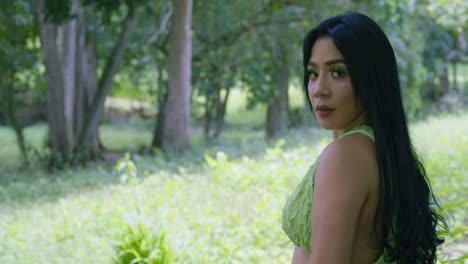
[307,36,366,132]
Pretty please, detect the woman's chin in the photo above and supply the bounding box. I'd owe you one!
[318,121,336,130]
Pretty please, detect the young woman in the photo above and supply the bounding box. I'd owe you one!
[282,12,446,264]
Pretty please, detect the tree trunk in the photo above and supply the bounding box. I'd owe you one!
[213,87,231,139]
[39,1,137,166]
[440,65,450,94]
[203,92,214,141]
[162,0,192,151]
[74,4,100,160]
[37,0,78,166]
[452,63,457,93]
[151,66,168,148]
[266,65,289,139]
[73,3,138,162]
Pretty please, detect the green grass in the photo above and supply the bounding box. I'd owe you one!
[0,124,47,169]
[447,63,468,84]
[224,83,306,128]
[410,113,468,263]
[0,120,153,171]
[0,110,467,263]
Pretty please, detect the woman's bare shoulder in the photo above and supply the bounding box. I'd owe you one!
[316,133,378,193]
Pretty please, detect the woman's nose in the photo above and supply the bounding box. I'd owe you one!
[311,76,329,98]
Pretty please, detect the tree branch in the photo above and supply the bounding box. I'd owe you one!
[146,2,172,45]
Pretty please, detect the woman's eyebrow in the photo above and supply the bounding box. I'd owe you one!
[307,59,346,67]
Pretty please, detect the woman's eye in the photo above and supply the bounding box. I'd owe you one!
[331,68,346,78]
[308,70,319,80]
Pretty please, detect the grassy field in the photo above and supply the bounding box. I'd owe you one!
[0,107,467,263]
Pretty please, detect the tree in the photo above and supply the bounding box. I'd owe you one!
[427,0,466,100]
[191,1,305,141]
[161,0,193,151]
[266,61,289,139]
[73,1,138,162]
[147,1,310,146]
[0,0,41,167]
[37,0,78,166]
[36,0,139,167]
[264,21,292,139]
[367,0,460,115]
[147,2,171,149]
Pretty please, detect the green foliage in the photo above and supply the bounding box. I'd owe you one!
[0,0,46,144]
[410,113,468,262]
[96,0,458,124]
[237,6,304,109]
[369,1,421,116]
[0,0,42,91]
[113,221,170,264]
[362,0,459,117]
[0,112,466,263]
[42,0,73,24]
[114,153,139,185]
[427,0,468,33]
[43,0,145,25]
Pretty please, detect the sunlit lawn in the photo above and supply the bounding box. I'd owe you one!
[0,105,466,263]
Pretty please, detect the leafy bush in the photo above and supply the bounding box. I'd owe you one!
[113,221,170,264]
[114,153,139,185]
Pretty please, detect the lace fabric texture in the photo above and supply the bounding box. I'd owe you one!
[281,162,317,252]
[281,125,387,263]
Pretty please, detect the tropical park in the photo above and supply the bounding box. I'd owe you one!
[0,0,466,263]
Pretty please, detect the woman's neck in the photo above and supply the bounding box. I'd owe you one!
[333,112,369,140]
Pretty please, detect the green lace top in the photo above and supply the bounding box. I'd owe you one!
[281,125,388,264]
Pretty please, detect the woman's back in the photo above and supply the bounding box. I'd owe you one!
[346,132,382,263]
[283,126,386,263]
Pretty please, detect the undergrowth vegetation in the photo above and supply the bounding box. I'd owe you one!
[0,111,466,263]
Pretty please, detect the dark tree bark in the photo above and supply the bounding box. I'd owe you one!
[203,91,214,141]
[151,66,168,148]
[201,63,236,141]
[451,62,457,92]
[202,86,231,141]
[162,0,192,151]
[440,65,450,94]
[266,66,289,139]
[212,87,231,139]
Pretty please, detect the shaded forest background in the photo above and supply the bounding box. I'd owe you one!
[0,0,466,170]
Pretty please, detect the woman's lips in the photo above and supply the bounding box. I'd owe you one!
[315,106,334,117]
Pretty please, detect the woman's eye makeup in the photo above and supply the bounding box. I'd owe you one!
[329,66,347,78]
[307,65,347,80]
[307,68,319,79]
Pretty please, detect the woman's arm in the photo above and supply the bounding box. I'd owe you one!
[308,134,375,263]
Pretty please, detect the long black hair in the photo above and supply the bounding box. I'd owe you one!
[303,12,447,263]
